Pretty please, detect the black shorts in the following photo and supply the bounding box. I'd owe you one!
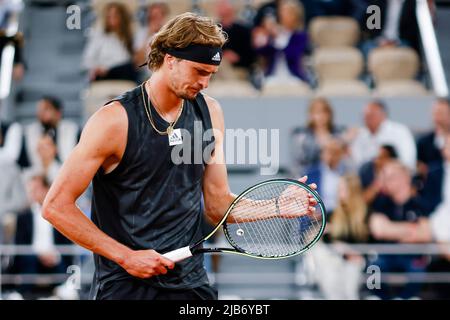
[93,277,218,300]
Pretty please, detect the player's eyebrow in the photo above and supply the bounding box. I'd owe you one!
[195,67,217,75]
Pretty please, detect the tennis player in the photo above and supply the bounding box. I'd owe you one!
[42,13,316,300]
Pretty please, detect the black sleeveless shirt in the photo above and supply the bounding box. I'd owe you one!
[90,84,215,291]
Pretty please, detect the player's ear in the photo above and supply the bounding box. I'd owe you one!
[165,54,176,70]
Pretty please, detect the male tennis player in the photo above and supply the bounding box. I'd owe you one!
[42,13,316,300]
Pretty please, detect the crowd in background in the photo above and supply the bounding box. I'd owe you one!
[0,0,449,300]
[290,97,450,299]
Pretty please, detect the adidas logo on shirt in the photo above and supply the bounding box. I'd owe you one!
[212,52,221,62]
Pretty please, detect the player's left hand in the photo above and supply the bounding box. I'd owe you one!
[298,175,318,209]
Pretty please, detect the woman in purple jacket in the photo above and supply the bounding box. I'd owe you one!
[253,0,309,84]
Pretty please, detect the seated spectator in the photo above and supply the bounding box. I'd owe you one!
[328,175,370,243]
[369,160,429,299]
[313,174,369,299]
[0,160,27,244]
[24,96,79,183]
[360,0,429,58]
[81,2,137,83]
[8,174,73,299]
[253,0,279,28]
[359,144,397,206]
[134,2,169,69]
[306,138,353,214]
[0,0,23,29]
[369,133,450,299]
[416,98,450,174]
[253,0,309,85]
[0,31,25,82]
[253,0,364,28]
[370,134,450,245]
[304,0,368,22]
[215,0,256,80]
[291,97,345,177]
[348,100,417,171]
[0,116,25,166]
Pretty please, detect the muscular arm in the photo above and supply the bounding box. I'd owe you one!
[202,95,236,225]
[369,213,433,243]
[201,96,317,225]
[42,102,173,277]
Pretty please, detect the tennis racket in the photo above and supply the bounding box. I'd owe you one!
[163,178,326,262]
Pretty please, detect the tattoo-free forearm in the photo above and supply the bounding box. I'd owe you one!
[43,202,132,266]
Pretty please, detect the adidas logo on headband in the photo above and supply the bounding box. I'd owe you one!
[212,52,221,62]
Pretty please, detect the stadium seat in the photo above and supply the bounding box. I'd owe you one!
[261,80,312,97]
[309,16,360,48]
[82,80,137,120]
[313,47,369,96]
[204,80,259,97]
[315,80,370,96]
[213,59,249,82]
[373,80,430,97]
[369,47,428,96]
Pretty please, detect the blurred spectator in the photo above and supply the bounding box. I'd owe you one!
[81,2,137,83]
[328,175,370,243]
[305,0,368,22]
[134,2,169,69]
[348,100,417,171]
[24,96,79,183]
[254,0,366,29]
[253,0,309,85]
[215,0,256,78]
[416,98,450,173]
[370,134,450,245]
[369,160,429,299]
[361,0,428,58]
[0,160,27,244]
[0,116,23,165]
[0,31,25,82]
[359,144,397,206]
[306,138,353,214]
[8,175,73,298]
[253,0,279,28]
[0,0,23,29]
[312,175,368,299]
[369,136,450,299]
[291,97,345,177]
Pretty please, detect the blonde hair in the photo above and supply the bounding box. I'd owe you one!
[330,175,369,242]
[148,12,228,71]
[279,0,305,31]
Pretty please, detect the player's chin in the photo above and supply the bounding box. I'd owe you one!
[180,91,198,100]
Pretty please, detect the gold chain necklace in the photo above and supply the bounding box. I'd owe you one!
[141,81,184,136]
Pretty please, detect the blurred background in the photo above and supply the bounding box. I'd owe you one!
[1,0,450,300]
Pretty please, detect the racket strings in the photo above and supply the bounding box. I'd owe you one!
[224,182,324,258]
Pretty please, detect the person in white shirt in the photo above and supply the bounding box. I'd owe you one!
[24,96,79,183]
[81,2,137,82]
[0,160,27,245]
[349,100,417,171]
[0,119,23,164]
[10,174,73,297]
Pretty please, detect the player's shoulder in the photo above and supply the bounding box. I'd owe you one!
[201,93,224,118]
[83,101,128,138]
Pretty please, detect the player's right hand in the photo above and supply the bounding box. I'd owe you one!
[120,249,175,279]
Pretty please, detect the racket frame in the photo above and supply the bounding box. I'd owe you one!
[190,178,327,260]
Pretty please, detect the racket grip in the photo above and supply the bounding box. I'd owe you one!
[162,246,193,263]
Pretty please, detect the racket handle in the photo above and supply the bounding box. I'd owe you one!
[162,246,193,263]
